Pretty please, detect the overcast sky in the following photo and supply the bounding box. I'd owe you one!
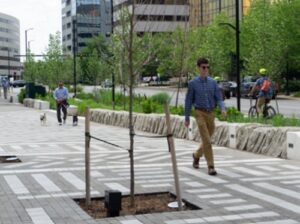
[1,0,61,58]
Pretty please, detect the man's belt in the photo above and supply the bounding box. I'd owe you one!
[195,108,213,112]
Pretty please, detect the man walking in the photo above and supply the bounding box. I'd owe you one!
[2,78,10,100]
[53,81,68,125]
[184,58,226,175]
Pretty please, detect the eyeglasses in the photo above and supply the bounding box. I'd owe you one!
[200,66,210,69]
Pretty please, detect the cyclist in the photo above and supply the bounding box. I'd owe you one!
[249,68,273,117]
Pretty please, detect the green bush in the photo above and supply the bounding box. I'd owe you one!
[282,80,300,92]
[150,92,170,105]
[18,89,26,103]
[76,92,94,100]
[294,92,300,97]
[141,99,159,113]
[170,105,184,115]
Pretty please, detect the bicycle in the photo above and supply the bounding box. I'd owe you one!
[248,95,276,119]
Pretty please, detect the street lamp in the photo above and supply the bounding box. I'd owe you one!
[219,0,241,111]
[28,40,34,53]
[72,17,77,97]
[110,0,115,110]
[25,28,33,61]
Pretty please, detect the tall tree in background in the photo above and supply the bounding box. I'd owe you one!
[43,31,65,90]
[79,34,111,85]
[241,0,283,80]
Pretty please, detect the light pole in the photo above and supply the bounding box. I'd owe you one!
[219,0,241,111]
[72,17,77,97]
[110,0,115,110]
[7,49,10,78]
[25,28,33,61]
[235,0,241,112]
[28,40,34,54]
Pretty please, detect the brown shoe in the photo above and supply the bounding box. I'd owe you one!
[192,153,199,169]
[208,166,217,176]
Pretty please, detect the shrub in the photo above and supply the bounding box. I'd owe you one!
[18,89,26,103]
[170,105,184,115]
[141,99,159,113]
[150,92,170,105]
[294,92,300,97]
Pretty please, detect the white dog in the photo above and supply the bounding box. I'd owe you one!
[40,112,47,126]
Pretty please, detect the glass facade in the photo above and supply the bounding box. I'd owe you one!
[0,12,22,79]
[62,0,112,54]
[189,0,249,27]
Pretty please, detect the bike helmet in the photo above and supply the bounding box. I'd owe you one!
[214,76,221,82]
[259,68,267,76]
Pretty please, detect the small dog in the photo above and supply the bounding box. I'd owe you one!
[40,112,47,126]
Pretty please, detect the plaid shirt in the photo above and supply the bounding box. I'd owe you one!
[53,87,68,101]
[185,76,225,122]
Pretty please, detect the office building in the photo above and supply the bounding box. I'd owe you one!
[113,0,189,34]
[61,0,112,54]
[189,0,251,27]
[0,12,22,79]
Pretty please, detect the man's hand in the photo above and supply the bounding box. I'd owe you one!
[221,111,227,119]
[185,120,189,128]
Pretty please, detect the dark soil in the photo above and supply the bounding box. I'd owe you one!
[0,155,21,163]
[77,192,199,219]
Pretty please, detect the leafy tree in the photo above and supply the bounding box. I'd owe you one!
[79,34,112,85]
[241,0,285,80]
[43,31,65,90]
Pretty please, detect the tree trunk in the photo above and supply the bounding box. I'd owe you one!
[128,0,135,208]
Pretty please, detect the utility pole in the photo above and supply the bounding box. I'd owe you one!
[110,0,115,110]
[7,50,10,78]
[25,28,33,61]
[235,0,241,111]
[72,17,77,97]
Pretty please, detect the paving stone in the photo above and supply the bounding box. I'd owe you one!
[1,98,300,223]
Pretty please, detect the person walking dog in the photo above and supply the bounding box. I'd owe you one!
[53,81,68,125]
[184,58,226,176]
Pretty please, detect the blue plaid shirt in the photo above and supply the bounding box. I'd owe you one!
[53,87,68,101]
[185,76,225,122]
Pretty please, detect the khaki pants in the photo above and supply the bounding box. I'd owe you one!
[257,97,265,116]
[194,110,215,167]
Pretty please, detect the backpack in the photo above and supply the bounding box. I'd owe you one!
[261,79,271,92]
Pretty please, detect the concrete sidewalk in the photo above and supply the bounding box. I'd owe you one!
[1,97,300,223]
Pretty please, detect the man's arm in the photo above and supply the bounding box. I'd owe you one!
[53,89,57,101]
[184,82,194,127]
[214,83,225,112]
[214,83,226,118]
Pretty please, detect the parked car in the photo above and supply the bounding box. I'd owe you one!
[101,79,112,88]
[218,81,232,99]
[11,80,26,87]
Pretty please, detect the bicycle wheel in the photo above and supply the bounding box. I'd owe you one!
[264,106,276,119]
[248,106,257,118]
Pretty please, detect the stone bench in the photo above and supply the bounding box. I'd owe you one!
[89,109,300,160]
[23,98,50,110]
[287,132,300,160]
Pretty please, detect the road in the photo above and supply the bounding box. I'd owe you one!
[12,85,299,118]
[133,86,300,118]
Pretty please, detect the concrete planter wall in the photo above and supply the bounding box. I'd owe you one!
[23,98,50,110]
[90,109,300,159]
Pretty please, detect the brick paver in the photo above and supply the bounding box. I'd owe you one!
[1,96,300,224]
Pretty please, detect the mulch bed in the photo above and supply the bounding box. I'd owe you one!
[0,155,21,163]
[77,192,199,219]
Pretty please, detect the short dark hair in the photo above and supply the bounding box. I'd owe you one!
[197,58,209,67]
